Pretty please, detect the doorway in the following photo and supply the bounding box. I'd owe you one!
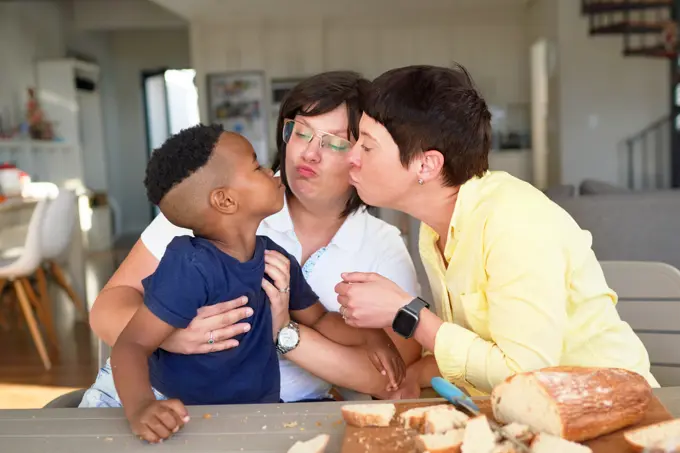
[142,68,200,217]
[530,39,549,190]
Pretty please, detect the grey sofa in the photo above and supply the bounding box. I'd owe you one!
[546,181,680,271]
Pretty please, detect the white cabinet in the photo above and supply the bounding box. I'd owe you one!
[33,58,107,193]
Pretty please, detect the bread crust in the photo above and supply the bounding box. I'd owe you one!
[492,366,652,442]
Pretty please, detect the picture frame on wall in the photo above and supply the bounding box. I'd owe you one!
[207,71,269,165]
[269,77,306,161]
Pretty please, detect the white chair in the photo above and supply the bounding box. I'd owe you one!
[0,199,52,370]
[39,189,86,316]
[602,261,680,386]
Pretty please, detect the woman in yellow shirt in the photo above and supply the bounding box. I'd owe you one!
[336,63,658,396]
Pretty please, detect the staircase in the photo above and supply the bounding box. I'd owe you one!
[582,0,675,58]
[581,0,679,189]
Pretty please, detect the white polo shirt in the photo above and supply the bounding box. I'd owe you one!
[140,197,420,402]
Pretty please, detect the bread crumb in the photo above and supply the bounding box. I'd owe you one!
[316,422,322,427]
[262,425,267,430]
[283,421,298,428]
[203,413,212,419]
[300,427,305,431]
[104,437,113,442]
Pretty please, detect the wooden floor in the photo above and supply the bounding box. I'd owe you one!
[0,248,128,409]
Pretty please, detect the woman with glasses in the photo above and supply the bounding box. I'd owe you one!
[88,72,422,402]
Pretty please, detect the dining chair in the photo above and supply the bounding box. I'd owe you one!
[39,189,86,317]
[602,260,680,386]
[0,199,52,370]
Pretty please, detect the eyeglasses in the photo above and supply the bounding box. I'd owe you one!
[282,119,353,153]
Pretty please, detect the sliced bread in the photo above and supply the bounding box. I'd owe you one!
[491,366,652,442]
[422,406,470,434]
[461,415,497,453]
[501,422,535,443]
[415,429,465,453]
[287,434,330,453]
[623,418,680,452]
[400,404,451,430]
[341,403,396,427]
[530,433,592,453]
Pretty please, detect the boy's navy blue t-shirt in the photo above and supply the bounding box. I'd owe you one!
[141,235,318,405]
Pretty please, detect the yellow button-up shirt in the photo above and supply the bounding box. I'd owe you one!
[420,171,658,394]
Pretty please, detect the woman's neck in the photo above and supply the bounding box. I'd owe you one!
[287,194,347,262]
[400,185,460,253]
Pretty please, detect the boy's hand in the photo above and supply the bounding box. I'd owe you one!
[386,361,422,400]
[262,250,291,340]
[129,399,189,444]
[362,329,406,391]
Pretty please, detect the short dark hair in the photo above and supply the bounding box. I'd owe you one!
[272,71,368,218]
[362,64,491,187]
[144,123,224,205]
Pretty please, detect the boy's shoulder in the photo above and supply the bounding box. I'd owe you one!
[258,235,292,258]
[162,235,218,266]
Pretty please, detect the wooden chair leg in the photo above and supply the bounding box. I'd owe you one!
[0,279,8,330]
[34,267,54,333]
[13,280,51,371]
[49,261,86,315]
[20,277,58,349]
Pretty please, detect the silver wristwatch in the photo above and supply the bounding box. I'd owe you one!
[276,320,300,355]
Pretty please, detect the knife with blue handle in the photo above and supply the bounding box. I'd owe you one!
[431,377,481,413]
[430,377,531,453]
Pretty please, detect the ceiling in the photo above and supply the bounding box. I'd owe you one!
[149,0,528,22]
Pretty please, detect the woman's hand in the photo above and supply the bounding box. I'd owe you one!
[160,297,253,354]
[335,272,412,329]
[261,250,291,339]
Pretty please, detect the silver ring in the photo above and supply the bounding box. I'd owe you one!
[279,287,290,293]
[208,331,215,344]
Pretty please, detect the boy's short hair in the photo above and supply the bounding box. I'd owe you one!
[144,123,224,206]
[361,63,491,187]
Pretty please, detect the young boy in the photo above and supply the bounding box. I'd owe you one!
[79,124,404,443]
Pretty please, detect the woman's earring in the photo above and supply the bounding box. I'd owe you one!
[418,179,424,185]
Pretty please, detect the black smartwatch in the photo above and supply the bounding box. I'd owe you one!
[392,297,430,339]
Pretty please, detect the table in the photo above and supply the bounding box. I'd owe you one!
[1,388,679,453]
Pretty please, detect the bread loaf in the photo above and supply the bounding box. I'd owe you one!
[491,366,652,442]
[623,418,680,452]
[341,403,396,427]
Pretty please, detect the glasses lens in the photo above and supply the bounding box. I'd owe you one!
[282,120,295,143]
[283,120,314,144]
[321,135,352,153]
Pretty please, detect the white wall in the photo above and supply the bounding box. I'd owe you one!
[189,8,530,124]
[73,0,186,31]
[106,29,191,235]
[0,1,66,128]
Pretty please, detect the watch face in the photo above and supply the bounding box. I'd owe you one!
[279,327,299,348]
[393,309,417,337]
